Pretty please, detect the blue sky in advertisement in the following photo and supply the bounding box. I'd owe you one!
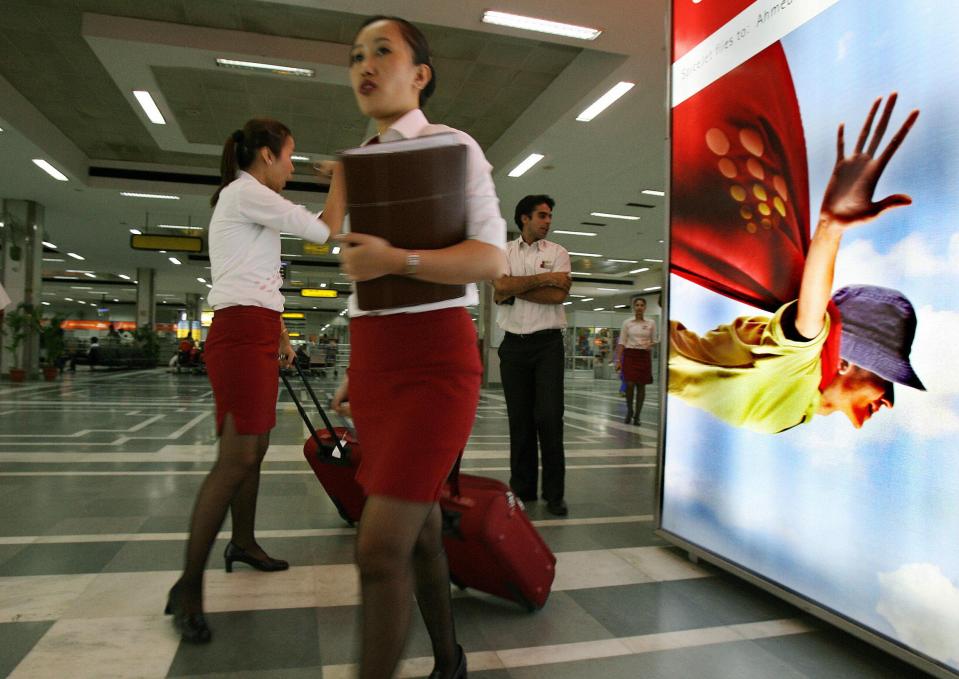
[664,0,959,671]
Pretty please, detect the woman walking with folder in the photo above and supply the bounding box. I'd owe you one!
[165,118,344,643]
[329,16,507,679]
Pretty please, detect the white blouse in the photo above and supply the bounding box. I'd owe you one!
[346,108,507,317]
[618,317,658,350]
[207,172,330,312]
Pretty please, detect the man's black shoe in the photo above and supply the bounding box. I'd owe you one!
[546,500,568,516]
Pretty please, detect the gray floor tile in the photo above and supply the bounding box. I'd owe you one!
[754,629,933,678]
[0,541,125,576]
[0,621,55,677]
[537,522,665,552]
[166,608,322,676]
[566,581,728,637]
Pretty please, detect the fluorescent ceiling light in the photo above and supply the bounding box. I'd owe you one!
[332,246,341,255]
[132,90,166,125]
[628,267,650,274]
[196,277,206,283]
[41,301,50,306]
[576,81,635,122]
[83,273,96,279]
[70,286,93,290]
[580,297,594,302]
[644,286,662,291]
[597,288,618,292]
[607,259,638,263]
[206,284,213,289]
[614,304,627,308]
[157,224,203,231]
[32,159,68,181]
[553,230,597,237]
[643,258,664,263]
[121,192,180,200]
[658,239,665,243]
[590,212,639,221]
[216,58,313,78]
[570,271,592,276]
[168,257,181,265]
[64,297,73,301]
[593,307,605,311]
[118,274,131,280]
[129,228,142,235]
[291,155,310,161]
[642,189,666,197]
[569,294,586,298]
[67,252,85,260]
[508,153,544,178]
[43,257,65,262]
[569,251,602,257]
[42,240,57,249]
[481,10,601,40]
[563,301,572,306]
[282,253,302,257]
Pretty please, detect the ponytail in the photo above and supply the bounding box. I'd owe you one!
[211,119,292,207]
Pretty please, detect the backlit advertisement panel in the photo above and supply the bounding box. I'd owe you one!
[663,1,959,674]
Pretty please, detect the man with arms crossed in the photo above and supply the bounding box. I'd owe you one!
[494,195,571,516]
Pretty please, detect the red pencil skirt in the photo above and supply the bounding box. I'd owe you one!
[205,305,281,436]
[349,307,482,503]
[622,347,652,384]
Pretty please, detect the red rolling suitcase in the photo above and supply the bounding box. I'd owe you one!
[281,365,366,526]
[440,461,557,611]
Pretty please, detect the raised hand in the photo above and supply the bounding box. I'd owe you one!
[819,93,919,227]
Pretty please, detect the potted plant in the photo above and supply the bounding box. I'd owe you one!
[39,315,66,380]
[3,303,38,383]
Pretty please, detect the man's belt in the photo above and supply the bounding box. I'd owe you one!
[504,328,562,339]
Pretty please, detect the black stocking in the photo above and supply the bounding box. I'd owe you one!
[356,496,456,679]
[176,414,265,613]
[414,504,458,676]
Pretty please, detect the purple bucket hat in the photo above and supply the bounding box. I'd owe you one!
[832,285,925,391]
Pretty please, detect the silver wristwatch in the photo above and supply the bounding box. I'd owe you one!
[404,250,421,276]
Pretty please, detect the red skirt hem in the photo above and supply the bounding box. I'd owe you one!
[622,347,652,384]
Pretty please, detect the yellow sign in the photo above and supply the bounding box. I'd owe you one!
[300,288,337,298]
[282,312,305,319]
[303,243,331,255]
[288,332,302,338]
[130,234,203,253]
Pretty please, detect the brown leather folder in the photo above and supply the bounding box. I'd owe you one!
[340,134,468,311]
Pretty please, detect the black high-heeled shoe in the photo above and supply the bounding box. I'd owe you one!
[428,644,467,679]
[224,541,290,573]
[164,584,212,644]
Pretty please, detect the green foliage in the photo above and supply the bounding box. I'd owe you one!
[39,316,66,367]
[3,303,40,367]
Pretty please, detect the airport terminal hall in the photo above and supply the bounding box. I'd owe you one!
[2,1,958,678]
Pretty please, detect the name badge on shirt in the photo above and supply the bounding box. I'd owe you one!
[539,260,553,269]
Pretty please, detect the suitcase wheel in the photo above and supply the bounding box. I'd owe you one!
[331,498,356,527]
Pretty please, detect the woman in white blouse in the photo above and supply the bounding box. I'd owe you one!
[327,16,506,679]
[615,296,659,425]
[166,118,343,644]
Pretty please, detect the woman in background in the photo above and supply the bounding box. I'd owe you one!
[616,296,658,425]
[166,117,344,643]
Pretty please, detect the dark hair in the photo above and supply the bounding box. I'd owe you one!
[514,194,556,229]
[354,16,436,107]
[211,118,291,207]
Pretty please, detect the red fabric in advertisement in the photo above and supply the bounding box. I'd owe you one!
[670,0,842,386]
[671,42,810,313]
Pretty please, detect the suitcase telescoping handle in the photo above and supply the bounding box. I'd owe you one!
[279,364,349,460]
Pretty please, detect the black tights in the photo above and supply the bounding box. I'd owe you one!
[625,382,646,422]
[356,496,458,679]
[175,413,270,612]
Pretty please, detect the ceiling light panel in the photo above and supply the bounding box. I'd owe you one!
[508,153,545,178]
[32,159,68,181]
[132,90,166,124]
[590,212,639,221]
[481,10,602,40]
[576,82,635,122]
[216,58,313,77]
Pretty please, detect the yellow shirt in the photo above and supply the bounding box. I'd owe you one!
[667,301,829,434]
